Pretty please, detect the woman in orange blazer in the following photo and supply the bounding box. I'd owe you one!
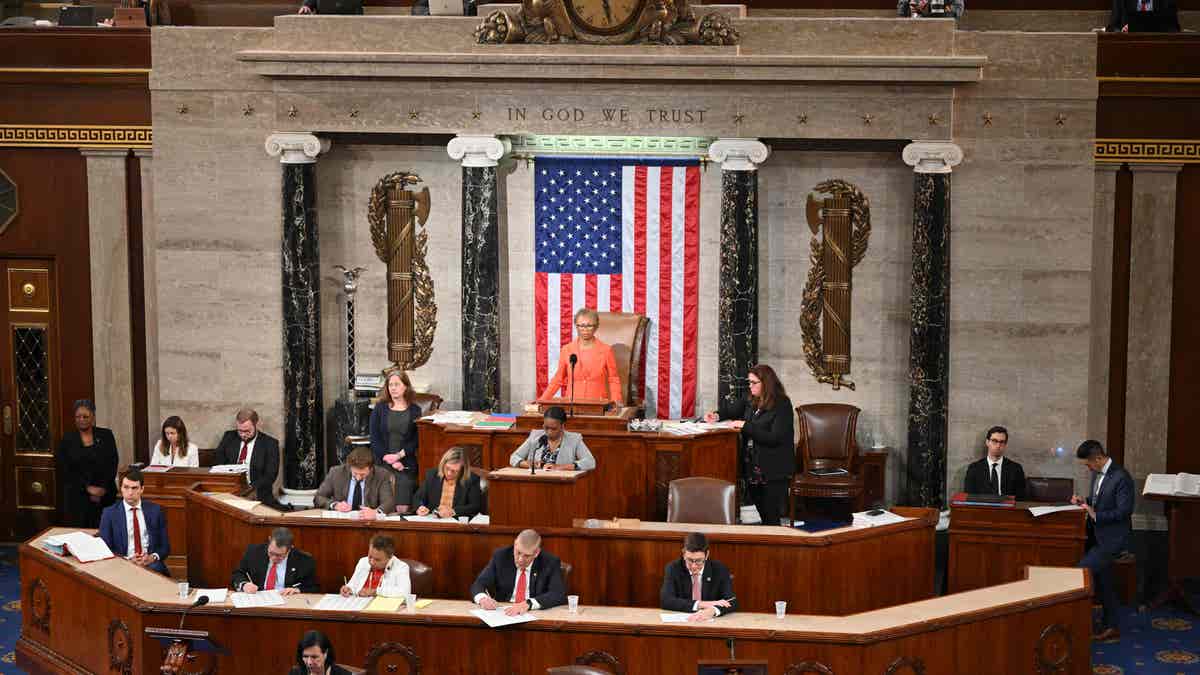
[539,308,624,406]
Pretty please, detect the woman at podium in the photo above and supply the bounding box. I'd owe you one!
[539,308,624,406]
[510,406,596,471]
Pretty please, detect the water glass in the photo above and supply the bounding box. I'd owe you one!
[405,593,418,613]
[178,582,190,598]
[775,600,787,619]
[567,595,580,614]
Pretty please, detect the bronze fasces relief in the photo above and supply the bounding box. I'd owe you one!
[475,0,738,46]
[800,180,872,391]
[368,172,436,373]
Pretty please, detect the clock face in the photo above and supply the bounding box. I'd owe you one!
[565,0,646,35]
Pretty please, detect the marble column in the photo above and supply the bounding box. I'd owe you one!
[134,148,161,452]
[448,135,509,411]
[265,132,330,489]
[901,142,962,508]
[80,148,135,471]
[708,139,770,408]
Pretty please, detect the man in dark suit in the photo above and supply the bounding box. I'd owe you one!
[215,407,285,509]
[1107,0,1180,32]
[963,425,1027,499]
[231,527,319,595]
[660,532,737,622]
[470,529,566,615]
[313,447,395,518]
[1070,440,1134,643]
[98,469,170,575]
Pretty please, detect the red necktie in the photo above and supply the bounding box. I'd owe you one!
[265,560,279,590]
[131,506,143,556]
[366,568,384,591]
[237,441,249,463]
[514,568,528,604]
[691,574,701,602]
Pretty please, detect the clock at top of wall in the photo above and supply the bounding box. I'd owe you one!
[475,0,738,45]
[0,168,17,236]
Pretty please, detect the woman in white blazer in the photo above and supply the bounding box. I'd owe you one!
[339,535,411,598]
[150,416,200,468]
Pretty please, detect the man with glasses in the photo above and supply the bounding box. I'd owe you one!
[470,529,566,616]
[231,527,319,595]
[963,425,1027,499]
[660,533,737,622]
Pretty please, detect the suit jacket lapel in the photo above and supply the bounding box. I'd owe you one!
[115,506,128,554]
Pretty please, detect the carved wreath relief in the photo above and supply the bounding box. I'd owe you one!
[476,0,738,45]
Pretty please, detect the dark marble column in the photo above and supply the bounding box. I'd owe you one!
[266,133,330,490]
[448,135,509,411]
[708,139,770,408]
[902,142,962,508]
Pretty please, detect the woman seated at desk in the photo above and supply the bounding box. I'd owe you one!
[339,534,411,598]
[149,415,199,468]
[538,307,624,406]
[414,447,483,519]
[509,406,597,471]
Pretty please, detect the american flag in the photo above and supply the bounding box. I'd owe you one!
[533,156,700,419]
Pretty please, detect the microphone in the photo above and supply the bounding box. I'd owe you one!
[568,353,578,418]
[178,594,209,631]
[533,435,548,474]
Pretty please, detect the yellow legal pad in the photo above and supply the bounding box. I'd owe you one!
[364,597,434,612]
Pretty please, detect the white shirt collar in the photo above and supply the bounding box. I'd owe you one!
[988,456,1003,468]
[1099,457,1112,476]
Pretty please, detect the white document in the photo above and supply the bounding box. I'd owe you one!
[403,514,465,523]
[209,464,249,474]
[320,510,360,520]
[193,588,228,603]
[470,608,538,628]
[62,531,114,563]
[469,513,490,525]
[314,594,372,611]
[660,613,701,623]
[426,411,479,426]
[851,510,910,527]
[1143,473,1200,496]
[1028,504,1085,517]
[230,590,285,608]
[222,497,261,511]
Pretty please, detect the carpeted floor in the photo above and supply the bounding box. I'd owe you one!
[0,542,1196,674]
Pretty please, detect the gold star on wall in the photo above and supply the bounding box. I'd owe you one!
[733,113,745,124]
[472,111,482,120]
[176,105,188,115]
[983,112,993,127]
[797,114,808,125]
[287,106,298,119]
[928,113,940,126]
[409,110,420,120]
[349,109,360,118]
[242,104,254,116]
[862,113,873,125]
[1055,113,1067,126]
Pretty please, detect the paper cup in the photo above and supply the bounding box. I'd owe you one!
[568,595,579,613]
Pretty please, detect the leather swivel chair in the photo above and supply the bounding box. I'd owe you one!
[791,403,864,523]
[398,558,433,596]
[1025,477,1073,502]
[667,477,737,525]
[593,311,649,410]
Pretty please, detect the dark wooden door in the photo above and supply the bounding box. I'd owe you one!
[0,258,61,540]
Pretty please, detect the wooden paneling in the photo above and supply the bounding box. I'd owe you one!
[17,541,1094,675]
[948,503,1086,593]
[1167,166,1200,476]
[1098,33,1200,78]
[185,489,937,615]
[0,28,151,69]
[1107,166,1132,466]
[125,154,148,464]
[487,469,592,529]
[139,468,246,578]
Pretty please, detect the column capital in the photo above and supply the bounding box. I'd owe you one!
[902,142,963,174]
[447,134,510,168]
[707,138,770,171]
[265,133,330,165]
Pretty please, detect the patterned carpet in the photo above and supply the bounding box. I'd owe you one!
[0,542,1195,674]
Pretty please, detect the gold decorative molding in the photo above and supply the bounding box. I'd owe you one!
[0,124,151,149]
[1094,138,1200,164]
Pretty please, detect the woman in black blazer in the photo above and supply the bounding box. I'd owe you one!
[413,446,483,519]
[287,630,354,675]
[369,369,421,512]
[55,399,119,528]
[705,364,795,526]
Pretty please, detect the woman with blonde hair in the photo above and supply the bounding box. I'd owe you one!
[369,369,421,512]
[150,416,199,467]
[539,307,624,406]
[413,446,482,519]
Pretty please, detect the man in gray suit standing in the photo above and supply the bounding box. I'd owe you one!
[314,447,396,519]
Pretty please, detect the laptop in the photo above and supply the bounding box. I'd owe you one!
[316,0,362,14]
[58,5,97,26]
[427,0,463,15]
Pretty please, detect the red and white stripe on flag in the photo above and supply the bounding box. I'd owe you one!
[534,162,700,419]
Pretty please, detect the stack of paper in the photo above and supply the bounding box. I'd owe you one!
[1028,504,1084,517]
[192,588,228,603]
[851,510,910,527]
[230,590,285,608]
[365,596,405,612]
[470,608,538,628]
[43,531,114,562]
[141,465,171,473]
[425,411,480,426]
[320,510,362,520]
[473,413,517,430]
[314,594,373,611]
[469,513,490,525]
[210,464,249,474]
[1143,473,1200,497]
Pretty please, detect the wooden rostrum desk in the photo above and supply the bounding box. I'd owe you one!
[137,467,247,578]
[416,418,739,521]
[186,488,937,615]
[947,501,1087,594]
[18,528,1093,675]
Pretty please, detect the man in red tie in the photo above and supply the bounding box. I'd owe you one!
[98,469,170,574]
[215,408,284,508]
[660,533,737,622]
[470,529,566,616]
[231,527,319,595]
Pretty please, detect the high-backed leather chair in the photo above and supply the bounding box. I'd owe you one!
[667,477,736,525]
[593,311,649,408]
[399,558,433,596]
[1025,477,1073,503]
[791,404,864,523]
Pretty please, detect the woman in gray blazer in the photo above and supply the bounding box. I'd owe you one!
[509,406,596,471]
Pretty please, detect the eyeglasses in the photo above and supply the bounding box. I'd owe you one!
[683,555,707,567]
[987,438,1008,445]
[747,379,762,386]
[575,323,597,329]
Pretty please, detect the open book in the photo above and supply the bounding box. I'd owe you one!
[1143,473,1200,497]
